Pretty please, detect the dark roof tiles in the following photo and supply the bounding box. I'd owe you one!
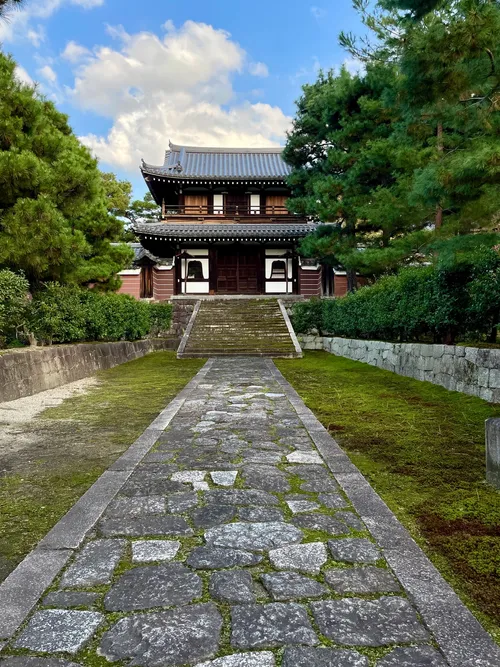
[141,142,292,179]
[134,222,316,240]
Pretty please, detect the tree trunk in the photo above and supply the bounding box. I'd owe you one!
[347,269,357,293]
[443,328,455,345]
[488,324,498,344]
[435,205,443,229]
[435,122,444,230]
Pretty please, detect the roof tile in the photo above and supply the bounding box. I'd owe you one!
[141,142,291,179]
[134,223,316,240]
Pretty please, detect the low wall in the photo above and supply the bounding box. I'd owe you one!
[0,338,177,403]
[298,335,500,403]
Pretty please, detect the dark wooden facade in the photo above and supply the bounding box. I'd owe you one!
[127,143,324,298]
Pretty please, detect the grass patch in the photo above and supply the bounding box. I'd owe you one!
[0,351,204,581]
[275,351,500,641]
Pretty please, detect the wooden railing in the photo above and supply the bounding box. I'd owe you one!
[162,204,293,217]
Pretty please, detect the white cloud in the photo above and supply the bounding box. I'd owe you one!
[72,0,103,6]
[38,64,57,83]
[311,6,326,19]
[68,21,291,171]
[249,61,269,77]
[14,65,34,86]
[61,40,91,63]
[0,0,104,44]
[27,25,45,47]
[105,23,130,42]
[342,57,365,76]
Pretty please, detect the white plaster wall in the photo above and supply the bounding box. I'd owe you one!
[265,282,293,294]
[179,249,209,294]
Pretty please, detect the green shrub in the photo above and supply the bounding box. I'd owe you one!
[29,284,87,344]
[292,248,500,344]
[28,284,172,345]
[80,291,151,342]
[0,269,30,347]
[149,302,173,337]
[290,299,324,334]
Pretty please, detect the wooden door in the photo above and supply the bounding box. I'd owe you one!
[216,248,261,294]
[238,251,259,293]
[216,249,238,293]
[226,193,249,216]
[266,195,287,214]
[140,265,153,298]
[184,194,208,215]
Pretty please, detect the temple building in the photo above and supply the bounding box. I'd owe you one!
[118,142,349,300]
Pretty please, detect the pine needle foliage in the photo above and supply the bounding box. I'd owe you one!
[285,0,500,282]
[0,53,133,289]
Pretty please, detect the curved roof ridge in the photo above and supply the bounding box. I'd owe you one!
[133,221,316,240]
[143,141,291,179]
[168,143,285,154]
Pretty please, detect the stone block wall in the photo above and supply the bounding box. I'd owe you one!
[298,335,500,403]
[169,299,199,338]
[0,338,177,403]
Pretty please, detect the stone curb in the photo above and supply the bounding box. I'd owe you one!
[177,300,201,358]
[278,299,303,358]
[0,550,73,640]
[266,359,500,667]
[0,358,214,641]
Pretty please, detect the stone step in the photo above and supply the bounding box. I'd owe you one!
[178,298,301,359]
[178,350,297,358]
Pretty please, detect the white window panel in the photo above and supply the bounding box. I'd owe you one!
[213,194,224,214]
[250,194,260,214]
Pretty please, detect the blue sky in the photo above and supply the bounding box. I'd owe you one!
[2,0,366,196]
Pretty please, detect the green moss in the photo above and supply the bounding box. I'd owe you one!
[0,352,204,582]
[276,351,500,643]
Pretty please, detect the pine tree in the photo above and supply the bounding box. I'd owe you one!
[0,0,23,19]
[398,0,500,236]
[127,192,161,223]
[380,0,443,19]
[284,63,430,285]
[342,0,500,239]
[0,53,132,289]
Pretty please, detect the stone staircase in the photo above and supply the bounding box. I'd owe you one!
[178,299,302,358]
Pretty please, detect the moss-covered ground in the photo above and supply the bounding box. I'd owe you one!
[275,351,500,642]
[0,351,205,583]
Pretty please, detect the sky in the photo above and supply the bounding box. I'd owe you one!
[1,0,366,196]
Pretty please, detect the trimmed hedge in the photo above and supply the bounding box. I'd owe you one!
[0,275,173,347]
[291,248,500,344]
[28,284,173,345]
[0,270,30,347]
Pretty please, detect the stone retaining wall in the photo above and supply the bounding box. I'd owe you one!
[0,338,177,403]
[298,335,500,402]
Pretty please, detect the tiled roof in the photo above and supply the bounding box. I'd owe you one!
[128,243,172,267]
[141,142,292,180]
[134,222,316,240]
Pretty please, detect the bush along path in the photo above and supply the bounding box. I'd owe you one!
[0,358,498,666]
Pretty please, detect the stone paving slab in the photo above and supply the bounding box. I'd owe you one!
[60,539,126,587]
[0,357,498,666]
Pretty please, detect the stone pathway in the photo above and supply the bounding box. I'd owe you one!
[0,358,499,667]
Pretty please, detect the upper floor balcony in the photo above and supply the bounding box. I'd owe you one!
[160,202,302,223]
